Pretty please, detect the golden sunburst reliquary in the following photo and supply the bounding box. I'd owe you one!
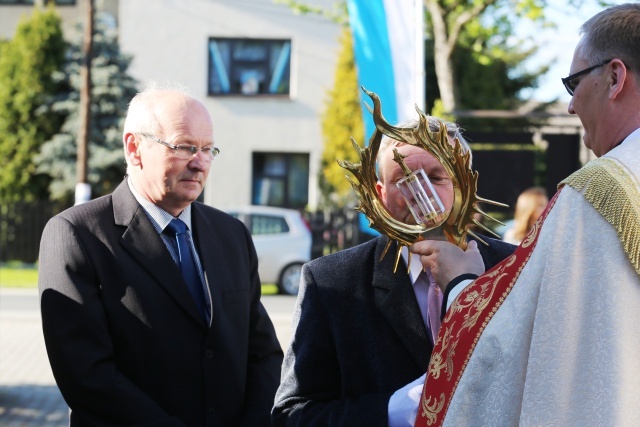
[338,88,507,272]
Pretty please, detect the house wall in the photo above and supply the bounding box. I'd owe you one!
[118,0,341,210]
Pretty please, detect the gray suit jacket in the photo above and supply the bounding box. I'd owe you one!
[272,235,515,426]
[39,181,283,427]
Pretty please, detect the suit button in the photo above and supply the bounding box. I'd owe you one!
[205,349,214,358]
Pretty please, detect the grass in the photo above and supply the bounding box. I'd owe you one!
[0,265,280,294]
[261,284,279,295]
[0,265,39,288]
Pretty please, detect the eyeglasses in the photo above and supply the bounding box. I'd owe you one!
[138,133,220,161]
[561,59,612,96]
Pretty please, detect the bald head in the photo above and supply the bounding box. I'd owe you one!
[124,88,211,140]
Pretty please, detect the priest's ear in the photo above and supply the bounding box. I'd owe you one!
[608,58,628,100]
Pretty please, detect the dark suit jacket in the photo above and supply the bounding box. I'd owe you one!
[272,234,515,426]
[39,181,283,427]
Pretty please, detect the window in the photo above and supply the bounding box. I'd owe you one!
[252,153,309,209]
[226,212,289,235]
[208,37,291,96]
[0,0,75,4]
[249,214,289,235]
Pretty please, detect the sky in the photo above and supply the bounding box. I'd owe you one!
[517,1,627,103]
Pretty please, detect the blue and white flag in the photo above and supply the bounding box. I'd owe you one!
[347,0,425,141]
[347,0,425,236]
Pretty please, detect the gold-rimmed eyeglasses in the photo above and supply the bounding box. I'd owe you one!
[138,133,220,161]
[561,59,613,96]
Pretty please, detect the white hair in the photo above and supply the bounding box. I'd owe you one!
[123,81,191,136]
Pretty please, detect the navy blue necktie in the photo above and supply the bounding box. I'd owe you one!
[164,219,209,322]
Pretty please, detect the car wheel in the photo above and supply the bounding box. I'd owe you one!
[278,263,303,295]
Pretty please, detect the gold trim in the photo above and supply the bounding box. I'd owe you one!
[338,89,507,271]
[563,158,640,275]
[418,192,557,426]
[420,392,445,425]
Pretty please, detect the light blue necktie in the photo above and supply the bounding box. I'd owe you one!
[164,219,209,322]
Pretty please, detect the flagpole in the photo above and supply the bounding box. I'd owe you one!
[415,0,425,112]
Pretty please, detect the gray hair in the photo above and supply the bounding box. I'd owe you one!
[579,3,640,83]
[377,117,471,181]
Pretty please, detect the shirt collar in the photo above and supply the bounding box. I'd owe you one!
[401,246,424,286]
[127,177,193,231]
[608,126,640,154]
[621,127,640,147]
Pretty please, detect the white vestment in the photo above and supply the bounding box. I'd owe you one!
[443,129,640,426]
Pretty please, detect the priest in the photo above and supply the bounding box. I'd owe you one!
[410,4,640,426]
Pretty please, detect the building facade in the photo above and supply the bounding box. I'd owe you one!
[119,0,340,210]
[1,0,341,210]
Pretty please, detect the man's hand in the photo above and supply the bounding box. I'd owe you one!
[410,240,485,291]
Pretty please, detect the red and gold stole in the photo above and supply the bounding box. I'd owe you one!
[414,189,562,427]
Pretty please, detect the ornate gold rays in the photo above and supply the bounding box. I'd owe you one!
[338,88,506,271]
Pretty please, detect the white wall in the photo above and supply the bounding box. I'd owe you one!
[118,0,341,210]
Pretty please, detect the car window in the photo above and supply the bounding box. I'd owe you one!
[250,214,290,235]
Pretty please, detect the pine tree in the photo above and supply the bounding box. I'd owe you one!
[0,5,65,203]
[36,14,139,204]
[319,28,364,208]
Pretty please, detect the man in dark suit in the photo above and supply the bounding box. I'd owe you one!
[272,119,515,427]
[39,86,283,426]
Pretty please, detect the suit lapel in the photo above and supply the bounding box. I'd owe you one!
[113,182,207,328]
[190,204,225,302]
[372,237,432,370]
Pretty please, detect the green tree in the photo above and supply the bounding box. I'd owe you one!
[35,15,138,204]
[278,0,615,115]
[319,28,364,208]
[425,38,553,130]
[0,5,65,203]
[423,0,615,113]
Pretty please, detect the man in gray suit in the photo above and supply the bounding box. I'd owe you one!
[272,119,515,427]
[39,85,283,426]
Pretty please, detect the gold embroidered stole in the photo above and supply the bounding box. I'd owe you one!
[413,190,561,427]
[562,157,640,275]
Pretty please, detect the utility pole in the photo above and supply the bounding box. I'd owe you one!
[75,0,94,205]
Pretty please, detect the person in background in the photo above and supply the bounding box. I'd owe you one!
[38,84,283,426]
[411,4,640,425]
[502,186,548,245]
[272,118,515,427]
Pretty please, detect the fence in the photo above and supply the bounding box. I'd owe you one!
[465,130,582,219]
[306,208,373,259]
[0,200,369,264]
[0,200,66,264]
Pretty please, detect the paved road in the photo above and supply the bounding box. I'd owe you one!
[0,288,296,426]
